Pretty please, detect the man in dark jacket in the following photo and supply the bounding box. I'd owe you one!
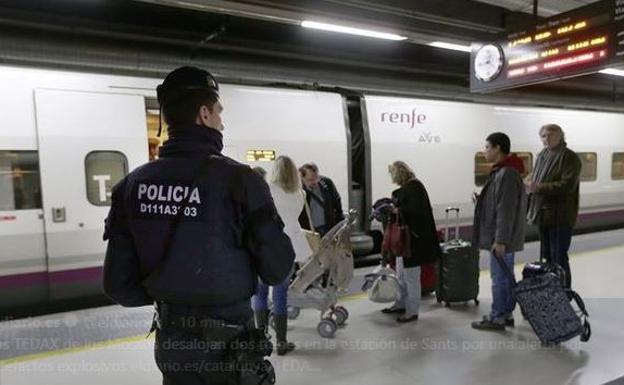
[526,124,581,289]
[298,163,344,236]
[472,132,527,331]
[102,66,295,385]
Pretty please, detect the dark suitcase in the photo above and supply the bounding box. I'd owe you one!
[436,207,480,307]
[496,257,591,345]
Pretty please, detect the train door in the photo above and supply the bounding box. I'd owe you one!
[344,94,374,256]
[34,89,148,299]
[0,151,47,307]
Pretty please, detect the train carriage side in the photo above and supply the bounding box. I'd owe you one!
[0,65,350,309]
[364,95,624,240]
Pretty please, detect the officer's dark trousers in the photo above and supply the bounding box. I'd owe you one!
[539,226,573,289]
[155,327,231,385]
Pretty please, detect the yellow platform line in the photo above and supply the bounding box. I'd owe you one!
[0,334,152,366]
[2,243,621,366]
[479,243,624,276]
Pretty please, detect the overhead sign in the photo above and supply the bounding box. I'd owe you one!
[246,150,276,162]
[470,0,624,93]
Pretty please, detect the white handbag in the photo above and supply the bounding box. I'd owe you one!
[362,265,401,303]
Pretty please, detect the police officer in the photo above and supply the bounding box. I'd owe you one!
[102,66,295,385]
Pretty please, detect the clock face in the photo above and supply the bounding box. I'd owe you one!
[474,44,503,82]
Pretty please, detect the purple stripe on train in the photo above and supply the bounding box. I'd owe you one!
[0,271,47,290]
[0,209,623,290]
[0,266,103,290]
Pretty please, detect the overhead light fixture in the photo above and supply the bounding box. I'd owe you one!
[301,20,407,41]
[599,68,624,76]
[428,41,472,53]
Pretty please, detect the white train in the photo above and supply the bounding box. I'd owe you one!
[1,64,623,309]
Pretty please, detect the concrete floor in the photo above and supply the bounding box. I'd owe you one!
[1,232,623,385]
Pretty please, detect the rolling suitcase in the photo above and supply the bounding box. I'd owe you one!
[496,257,591,345]
[436,207,480,307]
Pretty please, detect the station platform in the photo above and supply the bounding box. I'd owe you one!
[1,229,624,385]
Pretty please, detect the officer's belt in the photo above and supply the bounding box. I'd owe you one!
[166,316,253,332]
[154,302,254,336]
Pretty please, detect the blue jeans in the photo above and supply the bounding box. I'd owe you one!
[393,257,421,317]
[251,277,289,316]
[490,252,516,322]
[539,226,573,289]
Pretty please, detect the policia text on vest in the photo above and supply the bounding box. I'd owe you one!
[136,182,201,218]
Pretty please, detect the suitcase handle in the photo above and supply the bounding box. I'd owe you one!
[492,252,517,287]
[444,207,460,243]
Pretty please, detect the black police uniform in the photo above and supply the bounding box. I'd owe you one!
[102,67,295,385]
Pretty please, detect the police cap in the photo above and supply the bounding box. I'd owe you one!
[156,66,219,105]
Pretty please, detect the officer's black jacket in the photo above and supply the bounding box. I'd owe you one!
[102,125,295,319]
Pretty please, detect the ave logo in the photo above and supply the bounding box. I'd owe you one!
[418,132,441,143]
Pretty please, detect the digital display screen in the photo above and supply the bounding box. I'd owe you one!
[470,0,624,92]
[246,150,276,162]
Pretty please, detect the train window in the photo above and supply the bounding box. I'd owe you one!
[515,152,533,179]
[0,151,42,211]
[474,151,533,186]
[474,153,491,186]
[577,152,597,182]
[612,153,624,180]
[85,151,128,206]
[145,98,167,161]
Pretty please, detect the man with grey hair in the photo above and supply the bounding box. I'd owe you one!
[526,124,581,289]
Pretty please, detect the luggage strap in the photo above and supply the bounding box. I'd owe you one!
[567,289,591,342]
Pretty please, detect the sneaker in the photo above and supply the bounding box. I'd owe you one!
[471,316,505,331]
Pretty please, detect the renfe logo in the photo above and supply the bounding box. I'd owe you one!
[380,107,441,143]
[381,108,427,129]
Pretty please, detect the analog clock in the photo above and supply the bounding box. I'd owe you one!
[474,44,504,82]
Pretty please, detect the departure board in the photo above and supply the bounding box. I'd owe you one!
[470,0,624,93]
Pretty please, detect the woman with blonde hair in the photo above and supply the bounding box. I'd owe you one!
[252,155,311,355]
[382,161,441,322]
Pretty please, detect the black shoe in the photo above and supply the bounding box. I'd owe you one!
[505,317,515,328]
[277,341,295,356]
[381,307,405,314]
[274,315,294,356]
[471,317,505,331]
[396,314,418,323]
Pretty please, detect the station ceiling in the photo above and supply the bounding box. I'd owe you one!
[0,0,621,110]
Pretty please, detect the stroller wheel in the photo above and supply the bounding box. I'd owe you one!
[287,306,300,320]
[332,307,349,326]
[317,319,337,339]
